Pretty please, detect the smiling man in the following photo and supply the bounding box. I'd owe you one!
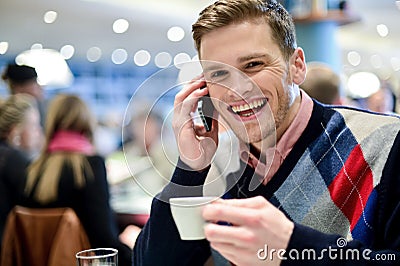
[133,1,400,265]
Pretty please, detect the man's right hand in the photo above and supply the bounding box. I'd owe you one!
[172,77,219,171]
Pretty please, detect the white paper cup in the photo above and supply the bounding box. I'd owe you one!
[169,196,217,240]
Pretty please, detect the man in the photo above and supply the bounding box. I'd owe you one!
[134,1,400,265]
[1,63,46,127]
[300,62,344,105]
[365,81,397,114]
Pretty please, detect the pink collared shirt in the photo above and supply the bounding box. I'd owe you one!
[239,90,314,185]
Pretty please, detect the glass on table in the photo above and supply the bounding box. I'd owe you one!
[76,248,118,266]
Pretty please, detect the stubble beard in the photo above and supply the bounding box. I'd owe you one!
[224,88,291,146]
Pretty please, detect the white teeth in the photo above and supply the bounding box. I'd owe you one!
[231,99,266,114]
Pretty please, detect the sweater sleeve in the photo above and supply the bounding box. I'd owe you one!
[133,158,211,266]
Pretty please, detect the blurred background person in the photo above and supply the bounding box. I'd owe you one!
[107,106,177,219]
[123,108,174,182]
[0,93,41,250]
[0,92,43,160]
[22,94,139,266]
[300,62,345,105]
[365,81,397,114]
[93,111,123,158]
[1,64,47,127]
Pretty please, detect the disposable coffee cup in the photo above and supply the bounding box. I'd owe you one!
[169,196,217,240]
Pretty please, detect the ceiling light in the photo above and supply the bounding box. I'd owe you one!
[31,43,43,50]
[167,26,185,42]
[87,47,102,62]
[44,11,57,24]
[347,72,380,98]
[347,51,361,66]
[134,50,151,66]
[390,57,400,72]
[370,54,383,69]
[192,54,199,62]
[0,42,9,55]
[15,49,73,88]
[113,19,129,34]
[174,53,191,69]
[60,45,75,60]
[376,24,389,37]
[377,67,392,81]
[155,52,172,68]
[396,1,400,10]
[111,49,128,64]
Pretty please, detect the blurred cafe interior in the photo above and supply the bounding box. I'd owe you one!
[1,0,400,223]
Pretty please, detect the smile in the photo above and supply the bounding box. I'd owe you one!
[230,98,267,117]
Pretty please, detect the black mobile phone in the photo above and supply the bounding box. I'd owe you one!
[198,87,214,132]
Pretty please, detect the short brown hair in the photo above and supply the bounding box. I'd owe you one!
[192,0,297,61]
[300,63,341,104]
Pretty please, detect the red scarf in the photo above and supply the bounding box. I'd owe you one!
[47,130,94,155]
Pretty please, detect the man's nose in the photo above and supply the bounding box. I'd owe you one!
[225,74,254,100]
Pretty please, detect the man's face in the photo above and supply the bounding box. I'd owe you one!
[16,79,44,100]
[20,108,43,155]
[200,21,304,147]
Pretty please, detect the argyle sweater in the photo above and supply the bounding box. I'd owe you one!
[133,101,400,265]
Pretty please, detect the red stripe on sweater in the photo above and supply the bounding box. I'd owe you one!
[328,144,373,230]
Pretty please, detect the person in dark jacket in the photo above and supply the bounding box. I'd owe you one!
[0,93,41,250]
[22,94,139,266]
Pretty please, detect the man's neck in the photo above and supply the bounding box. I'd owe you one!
[276,92,302,142]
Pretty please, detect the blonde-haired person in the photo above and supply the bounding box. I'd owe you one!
[0,93,42,249]
[22,94,139,266]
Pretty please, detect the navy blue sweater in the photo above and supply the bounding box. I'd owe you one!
[134,102,400,265]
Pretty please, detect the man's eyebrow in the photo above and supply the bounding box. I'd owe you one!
[201,53,270,72]
[202,64,227,72]
[237,53,269,63]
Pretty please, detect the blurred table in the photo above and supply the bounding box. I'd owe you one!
[110,183,152,229]
[106,154,167,230]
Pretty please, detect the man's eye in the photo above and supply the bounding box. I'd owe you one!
[211,70,228,78]
[246,61,263,68]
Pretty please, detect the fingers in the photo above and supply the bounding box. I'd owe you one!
[205,223,256,247]
[203,197,269,226]
[174,78,207,109]
[171,75,218,170]
[203,203,262,226]
[172,80,206,132]
[173,78,208,131]
[214,196,268,209]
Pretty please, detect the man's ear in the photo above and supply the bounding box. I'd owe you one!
[8,125,22,147]
[290,48,306,85]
